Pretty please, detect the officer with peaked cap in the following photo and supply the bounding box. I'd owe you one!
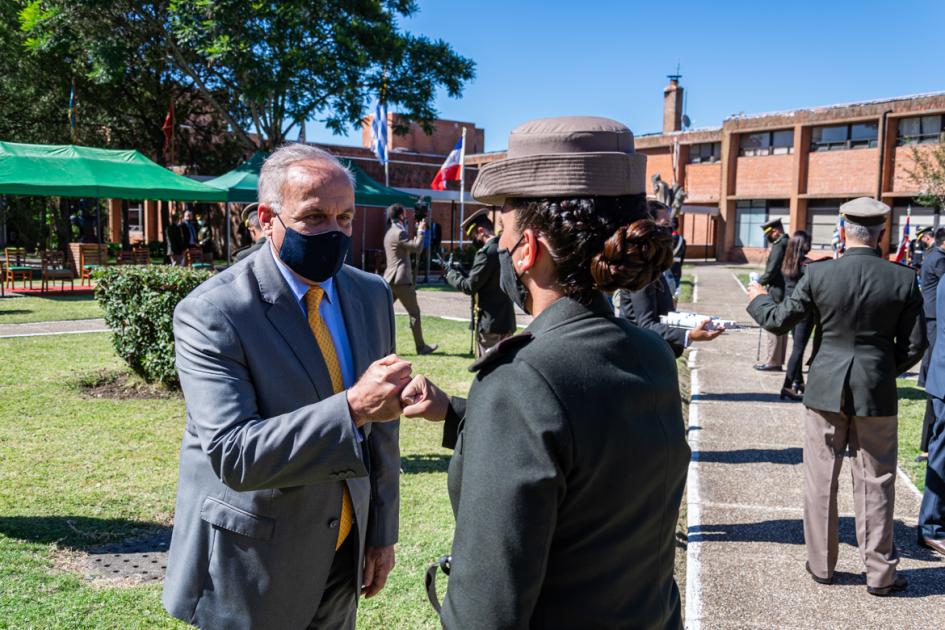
[747,196,926,596]
[398,116,689,628]
[233,203,268,262]
[444,208,517,357]
[755,217,789,371]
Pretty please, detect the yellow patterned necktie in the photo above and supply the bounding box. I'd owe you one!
[304,285,353,551]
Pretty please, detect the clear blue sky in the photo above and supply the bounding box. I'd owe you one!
[309,0,945,153]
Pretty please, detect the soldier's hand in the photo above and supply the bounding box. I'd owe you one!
[347,355,413,426]
[747,282,767,301]
[689,318,724,342]
[400,375,450,422]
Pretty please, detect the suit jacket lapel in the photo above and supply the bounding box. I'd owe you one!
[253,246,333,399]
[335,266,370,377]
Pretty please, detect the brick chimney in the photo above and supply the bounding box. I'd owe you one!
[663,77,684,133]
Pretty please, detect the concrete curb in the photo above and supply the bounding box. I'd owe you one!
[684,349,703,630]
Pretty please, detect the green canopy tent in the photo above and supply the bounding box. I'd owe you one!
[0,141,228,252]
[205,151,417,265]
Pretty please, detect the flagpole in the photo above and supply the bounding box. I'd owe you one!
[459,127,467,249]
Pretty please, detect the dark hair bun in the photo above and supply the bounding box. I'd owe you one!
[591,219,674,292]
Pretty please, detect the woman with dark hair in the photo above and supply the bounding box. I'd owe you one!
[401,117,689,629]
[780,229,815,400]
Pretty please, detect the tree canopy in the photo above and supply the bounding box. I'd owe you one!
[20,0,476,152]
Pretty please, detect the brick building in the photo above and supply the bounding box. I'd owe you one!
[467,79,945,263]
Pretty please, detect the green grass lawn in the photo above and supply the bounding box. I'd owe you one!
[678,275,694,304]
[898,378,929,491]
[0,312,695,628]
[0,295,102,325]
[0,316,472,629]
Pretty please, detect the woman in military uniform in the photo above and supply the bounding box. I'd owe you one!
[402,116,690,629]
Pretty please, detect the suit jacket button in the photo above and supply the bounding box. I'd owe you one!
[328,519,340,529]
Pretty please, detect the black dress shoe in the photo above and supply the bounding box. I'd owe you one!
[915,453,929,463]
[418,344,439,356]
[867,576,908,596]
[805,562,832,585]
[919,537,945,556]
[780,386,804,401]
[753,363,783,372]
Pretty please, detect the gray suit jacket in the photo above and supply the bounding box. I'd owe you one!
[162,247,400,630]
[382,223,423,285]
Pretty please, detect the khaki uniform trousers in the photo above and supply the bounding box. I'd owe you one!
[804,407,900,588]
[389,282,428,353]
[765,330,788,367]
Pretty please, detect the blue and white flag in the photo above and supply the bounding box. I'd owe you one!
[370,101,389,165]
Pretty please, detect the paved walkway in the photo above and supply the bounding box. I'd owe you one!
[0,288,527,338]
[685,263,944,629]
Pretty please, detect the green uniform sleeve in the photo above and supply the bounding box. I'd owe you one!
[747,271,813,335]
[759,239,785,287]
[442,363,571,629]
[448,247,493,296]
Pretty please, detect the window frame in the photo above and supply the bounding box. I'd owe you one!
[734,199,790,248]
[738,130,795,157]
[896,114,945,146]
[687,141,721,164]
[810,122,879,152]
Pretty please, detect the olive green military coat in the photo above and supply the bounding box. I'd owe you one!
[748,247,926,416]
[759,234,787,302]
[445,235,516,336]
[439,294,689,629]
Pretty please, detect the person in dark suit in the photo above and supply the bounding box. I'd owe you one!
[165,215,186,265]
[779,230,816,401]
[618,200,723,357]
[920,277,945,557]
[747,197,926,596]
[918,228,945,460]
[670,218,686,285]
[755,218,788,371]
[400,116,690,628]
[445,209,516,357]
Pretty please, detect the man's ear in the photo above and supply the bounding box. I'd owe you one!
[258,204,276,238]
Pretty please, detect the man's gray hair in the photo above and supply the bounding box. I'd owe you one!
[845,218,884,244]
[257,144,355,213]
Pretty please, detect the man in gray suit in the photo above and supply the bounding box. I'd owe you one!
[163,144,407,629]
[748,198,926,596]
[383,204,437,355]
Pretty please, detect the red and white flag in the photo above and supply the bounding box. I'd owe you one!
[431,135,464,190]
[895,207,911,263]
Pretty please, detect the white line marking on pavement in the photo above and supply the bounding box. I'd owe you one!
[685,349,703,630]
[731,272,748,294]
[897,466,923,500]
[692,274,699,304]
[0,328,108,339]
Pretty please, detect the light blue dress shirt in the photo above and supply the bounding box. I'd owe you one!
[269,245,356,389]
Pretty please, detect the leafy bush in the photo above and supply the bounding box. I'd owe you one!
[94,266,213,387]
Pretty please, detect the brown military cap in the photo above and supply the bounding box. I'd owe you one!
[471,116,647,206]
[461,208,493,236]
[841,197,890,226]
[761,218,784,234]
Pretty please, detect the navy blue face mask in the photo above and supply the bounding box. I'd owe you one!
[276,215,351,282]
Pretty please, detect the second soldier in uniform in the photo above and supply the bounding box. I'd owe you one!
[444,209,517,357]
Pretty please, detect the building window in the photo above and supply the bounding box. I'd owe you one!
[897,115,944,145]
[891,204,937,253]
[738,130,794,157]
[811,122,878,151]
[806,203,844,250]
[734,200,790,248]
[128,203,143,233]
[688,142,721,164]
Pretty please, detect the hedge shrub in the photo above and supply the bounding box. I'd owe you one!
[94,266,213,387]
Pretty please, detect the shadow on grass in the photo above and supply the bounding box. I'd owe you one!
[692,447,802,465]
[0,516,171,551]
[0,309,32,316]
[899,385,928,401]
[401,454,451,474]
